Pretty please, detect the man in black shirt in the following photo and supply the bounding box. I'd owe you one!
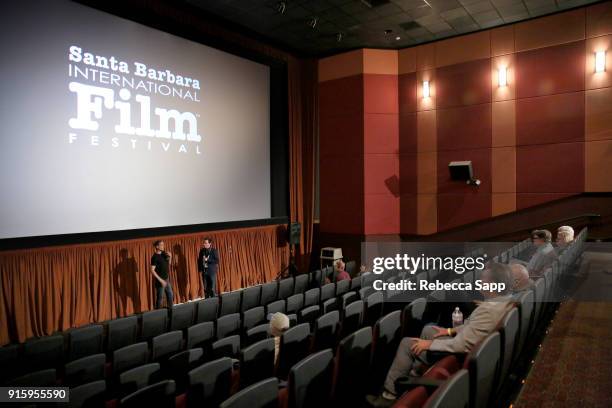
[197,237,220,298]
[151,240,174,308]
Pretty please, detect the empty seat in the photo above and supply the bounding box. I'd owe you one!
[333,327,372,404]
[113,342,149,376]
[320,283,336,303]
[241,286,262,312]
[358,286,375,300]
[239,338,275,388]
[293,274,309,295]
[186,321,215,350]
[364,292,384,327]
[196,297,219,323]
[265,300,286,315]
[7,368,56,387]
[401,297,427,338]
[120,379,176,408]
[340,300,363,338]
[424,369,469,408]
[277,323,311,380]
[151,331,183,362]
[350,277,362,291]
[211,335,241,360]
[515,290,535,363]
[286,349,334,408]
[23,334,64,372]
[532,278,546,332]
[371,310,401,389]
[340,291,359,309]
[362,273,375,288]
[119,363,162,398]
[335,279,350,296]
[321,298,338,314]
[170,302,195,332]
[345,260,356,276]
[141,309,169,341]
[220,291,242,317]
[260,282,278,306]
[216,313,241,339]
[107,316,139,353]
[166,348,204,392]
[187,357,233,408]
[70,380,107,408]
[313,311,339,352]
[245,323,270,347]
[242,306,266,332]
[298,305,320,327]
[278,278,295,300]
[467,332,500,408]
[64,353,106,387]
[498,307,519,392]
[285,294,304,315]
[68,324,104,361]
[310,270,323,288]
[303,288,320,307]
[220,377,279,408]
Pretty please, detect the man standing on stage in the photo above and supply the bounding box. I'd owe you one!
[198,237,220,298]
[151,240,174,308]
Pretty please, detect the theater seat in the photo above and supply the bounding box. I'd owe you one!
[113,342,149,377]
[220,377,279,408]
[71,380,107,408]
[241,286,262,313]
[211,335,241,360]
[186,357,233,408]
[266,300,286,316]
[364,292,384,327]
[467,332,500,408]
[298,305,320,328]
[286,349,334,408]
[515,290,534,364]
[220,292,242,317]
[186,322,214,350]
[339,300,363,339]
[285,294,304,315]
[303,288,320,307]
[293,274,309,295]
[278,278,295,301]
[333,327,372,404]
[277,323,311,380]
[118,363,162,398]
[260,282,278,306]
[107,316,139,354]
[371,311,401,390]
[335,279,350,296]
[216,313,241,340]
[320,283,336,304]
[120,379,176,408]
[239,338,275,388]
[170,303,196,332]
[23,334,64,373]
[196,298,219,324]
[242,306,266,333]
[423,369,469,408]
[151,331,183,362]
[244,323,270,347]
[68,324,104,361]
[497,307,519,392]
[64,353,106,387]
[141,309,169,342]
[313,311,340,352]
[7,368,56,387]
[401,298,426,338]
[166,348,204,392]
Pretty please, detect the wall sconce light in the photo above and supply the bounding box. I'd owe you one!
[422,80,430,98]
[595,51,606,73]
[498,66,508,87]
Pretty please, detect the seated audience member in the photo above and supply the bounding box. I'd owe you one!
[366,263,514,407]
[512,229,557,278]
[510,263,534,297]
[269,312,290,367]
[334,260,351,282]
[555,225,574,253]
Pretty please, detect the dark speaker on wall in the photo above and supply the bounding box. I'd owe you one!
[289,222,301,245]
[448,161,473,181]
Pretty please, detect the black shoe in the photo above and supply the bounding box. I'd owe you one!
[366,394,395,408]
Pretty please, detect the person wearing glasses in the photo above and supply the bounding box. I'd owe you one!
[512,229,557,278]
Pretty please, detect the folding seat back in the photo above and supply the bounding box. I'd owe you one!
[277,323,311,379]
[288,349,334,408]
[141,309,169,341]
[68,324,105,361]
[7,368,56,387]
[216,313,241,339]
[266,299,286,316]
[340,291,359,309]
[107,316,139,354]
[186,321,215,350]
[196,297,219,323]
[211,335,241,360]
[532,278,546,331]
[187,357,233,407]
[220,291,242,317]
[23,334,64,372]
[64,353,106,387]
[243,306,266,332]
[358,286,375,300]
[322,297,339,314]
[350,276,362,291]
[303,288,320,307]
[170,302,195,332]
[293,274,309,295]
[402,298,427,337]
[310,269,323,288]
[118,363,162,398]
[364,292,384,327]
[361,273,375,288]
[241,286,261,312]
[498,307,519,391]
[245,323,270,347]
[285,294,304,314]
[220,377,279,408]
[345,260,357,276]
[113,342,149,376]
[423,369,469,408]
[151,330,183,362]
[371,310,401,389]
[298,305,320,328]
[239,338,275,388]
[278,277,295,300]
[340,300,363,338]
[333,327,372,403]
[467,332,500,408]
[313,311,340,351]
[120,379,176,408]
[166,348,204,392]
[516,290,534,362]
[335,279,350,296]
[320,283,336,303]
[260,282,278,306]
[70,380,107,408]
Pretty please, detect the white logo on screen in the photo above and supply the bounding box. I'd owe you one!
[68,82,201,142]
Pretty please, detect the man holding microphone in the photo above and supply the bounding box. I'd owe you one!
[198,237,220,298]
[151,240,174,309]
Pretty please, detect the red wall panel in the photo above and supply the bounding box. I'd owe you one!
[437,104,492,151]
[399,72,417,114]
[319,75,364,117]
[436,58,492,109]
[364,74,399,114]
[437,193,492,231]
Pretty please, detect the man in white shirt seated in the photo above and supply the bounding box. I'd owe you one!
[366,263,514,407]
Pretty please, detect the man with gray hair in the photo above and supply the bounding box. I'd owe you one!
[510,263,534,298]
[366,262,514,407]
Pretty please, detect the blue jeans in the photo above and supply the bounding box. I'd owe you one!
[155,280,174,308]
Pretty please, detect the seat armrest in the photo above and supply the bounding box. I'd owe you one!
[395,376,444,395]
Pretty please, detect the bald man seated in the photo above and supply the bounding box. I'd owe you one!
[510,263,534,298]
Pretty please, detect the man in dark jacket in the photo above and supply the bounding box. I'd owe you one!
[197,237,220,298]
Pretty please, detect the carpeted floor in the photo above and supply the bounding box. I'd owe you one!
[514,252,612,408]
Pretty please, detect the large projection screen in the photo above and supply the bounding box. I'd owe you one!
[0,0,272,240]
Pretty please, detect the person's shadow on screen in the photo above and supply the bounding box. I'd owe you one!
[173,244,188,300]
[113,248,141,315]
